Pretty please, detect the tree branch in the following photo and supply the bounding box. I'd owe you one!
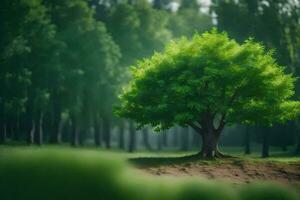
[187,122,204,135]
[216,89,239,132]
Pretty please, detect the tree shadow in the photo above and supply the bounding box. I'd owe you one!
[129,153,214,167]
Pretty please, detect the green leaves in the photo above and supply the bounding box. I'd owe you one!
[116,30,300,131]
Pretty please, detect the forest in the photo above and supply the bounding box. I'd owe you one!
[1,0,300,200]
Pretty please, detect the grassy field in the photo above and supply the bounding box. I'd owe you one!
[0,146,299,200]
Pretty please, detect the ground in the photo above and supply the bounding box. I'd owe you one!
[128,148,300,191]
[132,157,300,189]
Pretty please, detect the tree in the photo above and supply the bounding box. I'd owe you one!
[244,126,251,154]
[115,30,300,158]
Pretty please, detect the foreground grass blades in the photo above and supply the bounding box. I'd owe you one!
[0,148,298,200]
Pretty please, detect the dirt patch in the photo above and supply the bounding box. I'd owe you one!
[132,158,300,189]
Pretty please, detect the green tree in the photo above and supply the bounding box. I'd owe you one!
[116,30,300,158]
[0,0,58,144]
[44,0,120,146]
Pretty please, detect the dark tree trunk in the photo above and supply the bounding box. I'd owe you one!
[14,115,20,141]
[128,121,136,152]
[79,130,85,146]
[244,126,251,154]
[199,129,220,158]
[56,119,64,144]
[172,127,179,147]
[162,131,168,146]
[71,120,79,147]
[281,126,287,151]
[296,125,300,154]
[181,128,189,151]
[27,120,35,145]
[34,112,43,145]
[118,120,125,149]
[50,114,62,144]
[262,128,270,158]
[191,128,201,148]
[103,117,111,149]
[157,133,162,151]
[0,123,7,144]
[94,116,102,147]
[142,128,152,150]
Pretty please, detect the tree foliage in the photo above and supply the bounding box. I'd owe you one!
[116,30,300,132]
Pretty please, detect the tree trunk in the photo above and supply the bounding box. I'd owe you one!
[27,120,35,145]
[79,130,85,146]
[57,119,64,144]
[157,133,162,151]
[14,115,20,141]
[281,125,287,151]
[295,125,300,154]
[94,116,102,147]
[50,114,63,144]
[0,123,7,144]
[191,128,201,148]
[128,121,136,152]
[162,131,168,146]
[71,120,79,147]
[142,128,152,151]
[34,112,43,146]
[200,130,219,158]
[244,126,251,154]
[103,117,111,149]
[118,120,125,149]
[181,127,189,151]
[172,127,179,147]
[262,128,270,158]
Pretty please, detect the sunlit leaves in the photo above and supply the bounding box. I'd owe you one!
[116,30,300,131]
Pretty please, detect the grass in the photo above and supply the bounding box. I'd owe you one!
[0,146,299,200]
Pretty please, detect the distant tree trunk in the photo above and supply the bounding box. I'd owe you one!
[296,124,300,154]
[118,120,125,149]
[71,119,79,147]
[14,115,20,141]
[181,128,189,151]
[34,112,43,145]
[191,128,201,148]
[50,112,62,144]
[79,130,85,146]
[128,121,136,152]
[142,128,152,150]
[94,116,102,147]
[281,126,287,151]
[244,126,251,154]
[0,123,7,144]
[157,133,162,151]
[9,123,14,140]
[57,119,64,144]
[103,117,111,149]
[172,127,179,147]
[262,128,270,158]
[162,131,168,146]
[27,120,35,145]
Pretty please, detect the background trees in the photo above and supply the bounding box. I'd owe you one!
[0,0,300,156]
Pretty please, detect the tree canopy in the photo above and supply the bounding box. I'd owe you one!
[116,30,300,132]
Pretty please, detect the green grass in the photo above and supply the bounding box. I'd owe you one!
[0,146,299,200]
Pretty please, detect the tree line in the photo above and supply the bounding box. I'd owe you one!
[0,0,300,156]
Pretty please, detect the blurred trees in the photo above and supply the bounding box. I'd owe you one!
[212,0,300,155]
[1,0,299,156]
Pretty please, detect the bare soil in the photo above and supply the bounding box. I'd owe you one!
[131,157,300,189]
